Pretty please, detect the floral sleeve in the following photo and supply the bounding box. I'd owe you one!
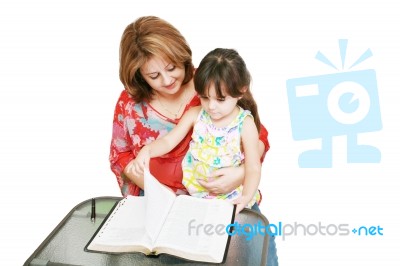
[109,91,138,195]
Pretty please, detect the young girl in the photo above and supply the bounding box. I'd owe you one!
[131,48,262,213]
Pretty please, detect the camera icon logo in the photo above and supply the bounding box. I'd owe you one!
[286,39,382,168]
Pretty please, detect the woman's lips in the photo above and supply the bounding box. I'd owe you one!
[165,81,176,90]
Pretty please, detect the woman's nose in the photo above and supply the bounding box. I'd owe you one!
[160,72,173,86]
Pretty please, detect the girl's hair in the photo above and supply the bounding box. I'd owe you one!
[194,48,261,132]
[119,16,194,102]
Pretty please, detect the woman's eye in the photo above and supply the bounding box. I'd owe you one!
[217,98,225,102]
[167,65,176,71]
[149,74,159,80]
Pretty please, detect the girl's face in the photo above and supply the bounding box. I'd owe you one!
[199,84,240,125]
[140,55,186,97]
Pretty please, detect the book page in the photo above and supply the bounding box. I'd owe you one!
[154,195,234,263]
[144,169,176,244]
[87,196,153,253]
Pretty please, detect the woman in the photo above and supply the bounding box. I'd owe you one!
[109,16,278,265]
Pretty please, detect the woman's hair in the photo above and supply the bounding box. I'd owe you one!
[194,48,261,132]
[119,16,194,102]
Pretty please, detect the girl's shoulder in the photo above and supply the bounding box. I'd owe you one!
[233,107,253,124]
[184,105,202,120]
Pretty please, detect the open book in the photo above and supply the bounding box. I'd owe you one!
[85,169,236,263]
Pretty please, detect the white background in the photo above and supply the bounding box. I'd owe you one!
[1,1,399,265]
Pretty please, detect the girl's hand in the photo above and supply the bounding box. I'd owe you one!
[128,147,150,177]
[197,166,244,195]
[232,195,252,214]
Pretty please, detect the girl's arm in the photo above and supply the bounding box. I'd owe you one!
[128,106,201,177]
[148,106,199,157]
[234,116,262,213]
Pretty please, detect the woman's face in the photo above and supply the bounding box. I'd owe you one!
[140,56,186,96]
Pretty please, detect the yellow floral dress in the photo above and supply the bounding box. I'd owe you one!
[182,107,260,207]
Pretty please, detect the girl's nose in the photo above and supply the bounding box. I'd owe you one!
[208,99,217,110]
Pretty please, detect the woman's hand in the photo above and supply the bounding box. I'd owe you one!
[197,166,245,195]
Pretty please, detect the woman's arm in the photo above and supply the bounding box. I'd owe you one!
[109,91,142,194]
[258,123,270,162]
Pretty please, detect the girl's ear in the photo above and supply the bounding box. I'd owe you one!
[238,86,248,99]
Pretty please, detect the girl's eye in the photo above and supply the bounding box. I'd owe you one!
[217,98,225,102]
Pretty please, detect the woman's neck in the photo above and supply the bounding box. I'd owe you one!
[151,80,195,120]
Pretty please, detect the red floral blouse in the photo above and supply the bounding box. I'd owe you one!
[109,90,270,197]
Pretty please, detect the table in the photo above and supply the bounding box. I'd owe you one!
[24,197,269,266]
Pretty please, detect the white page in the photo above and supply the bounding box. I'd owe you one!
[88,196,153,252]
[154,195,234,262]
[144,169,176,244]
